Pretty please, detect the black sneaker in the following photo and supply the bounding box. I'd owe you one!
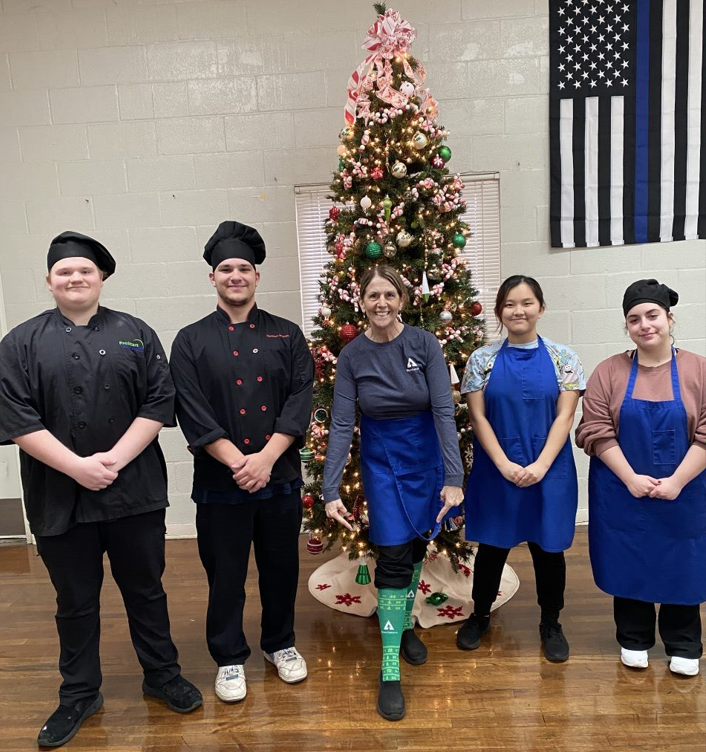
[400,629,428,665]
[37,693,103,748]
[376,673,405,721]
[540,621,570,662]
[456,613,490,650]
[142,675,203,713]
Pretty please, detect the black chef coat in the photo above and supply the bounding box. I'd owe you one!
[170,304,314,498]
[0,307,175,537]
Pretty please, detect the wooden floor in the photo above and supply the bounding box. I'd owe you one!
[1,529,704,752]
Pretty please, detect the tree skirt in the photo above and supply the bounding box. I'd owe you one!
[308,547,519,628]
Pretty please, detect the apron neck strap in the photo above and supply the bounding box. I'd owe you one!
[626,347,680,401]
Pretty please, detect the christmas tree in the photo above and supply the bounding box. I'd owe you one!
[302,4,485,571]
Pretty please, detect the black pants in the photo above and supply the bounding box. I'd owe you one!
[36,508,180,704]
[195,490,302,666]
[472,542,566,621]
[375,538,428,590]
[614,597,703,658]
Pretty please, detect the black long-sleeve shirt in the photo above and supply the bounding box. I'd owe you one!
[0,307,175,536]
[170,304,314,501]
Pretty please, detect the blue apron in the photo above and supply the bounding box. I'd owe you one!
[588,351,706,605]
[360,410,452,546]
[464,337,578,552]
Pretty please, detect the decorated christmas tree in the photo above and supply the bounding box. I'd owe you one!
[302,4,485,573]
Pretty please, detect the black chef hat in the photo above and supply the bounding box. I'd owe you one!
[47,231,116,278]
[203,221,266,270]
[622,278,679,316]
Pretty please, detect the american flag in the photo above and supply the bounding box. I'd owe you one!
[550,0,706,248]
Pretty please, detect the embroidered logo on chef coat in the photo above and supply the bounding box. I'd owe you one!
[119,338,144,352]
[406,357,420,372]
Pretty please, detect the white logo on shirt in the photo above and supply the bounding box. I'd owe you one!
[383,620,397,632]
[406,357,420,372]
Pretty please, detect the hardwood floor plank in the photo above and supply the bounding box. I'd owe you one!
[1,529,703,751]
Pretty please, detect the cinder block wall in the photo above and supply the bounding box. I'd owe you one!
[1,0,704,533]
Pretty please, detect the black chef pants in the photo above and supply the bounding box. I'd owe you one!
[472,542,566,621]
[36,508,180,704]
[195,489,302,666]
[375,538,428,589]
[614,597,703,658]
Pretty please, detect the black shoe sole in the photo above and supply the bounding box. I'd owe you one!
[142,682,203,714]
[376,699,406,721]
[544,649,570,663]
[38,693,104,748]
[400,646,428,665]
[456,623,490,651]
[400,633,428,666]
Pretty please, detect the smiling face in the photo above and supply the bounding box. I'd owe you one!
[210,257,260,309]
[498,281,545,341]
[361,275,404,333]
[625,303,673,352]
[47,258,103,312]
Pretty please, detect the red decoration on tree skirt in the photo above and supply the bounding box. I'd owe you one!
[316,583,331,591]
[335,593,362,607]
[307,537,324,554]
[301,493,315,509]
[458,562,471,578]
[418,579,432,595]
[339,324,358,342]
[437,605,464,619]
[470,301,483,316]
[329,206,340,221]
[371,166,384,180]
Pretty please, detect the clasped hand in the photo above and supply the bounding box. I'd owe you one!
[231,452,273,493]
[627,473,682,500]
[501,461,549,488]
[71,453,119,491]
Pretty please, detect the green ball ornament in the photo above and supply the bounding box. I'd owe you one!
[438,145,452,163]
[452,233,467,249]
[299,447,314,463]
[365,241,382,259]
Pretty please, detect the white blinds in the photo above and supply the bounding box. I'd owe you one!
[295,173,501,337]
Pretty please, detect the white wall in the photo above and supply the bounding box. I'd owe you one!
[1,0,704,532]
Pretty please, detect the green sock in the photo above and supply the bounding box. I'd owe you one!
[403,560,424,632]
[377,587,407,682]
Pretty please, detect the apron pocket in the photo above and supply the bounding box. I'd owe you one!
[499,436,526,466]
[532,436,568,479]
[652,429,676,466]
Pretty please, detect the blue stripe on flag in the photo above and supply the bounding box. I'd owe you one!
[635,0,651,243]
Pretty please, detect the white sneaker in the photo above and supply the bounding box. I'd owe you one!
[263,647,308,684]
[669,656,700,676]
[621,648,649,669]
[215,665,246,702]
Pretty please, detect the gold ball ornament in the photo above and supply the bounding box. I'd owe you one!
[396,230,413,248]
[391,161,407,179]
[412,132,428,150]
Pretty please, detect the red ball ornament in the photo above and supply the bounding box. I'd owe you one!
[302,493,315,510]
[371,166,384,180]
[470,301,483,316]
[329,206,340,221]
[339,324,358,343]
[307,536,324,555]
